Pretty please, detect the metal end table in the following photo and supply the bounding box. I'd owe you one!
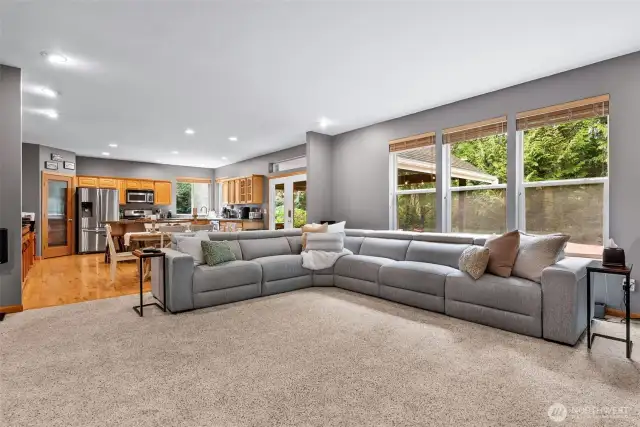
[586,261,633,358]
[132,249,167,317]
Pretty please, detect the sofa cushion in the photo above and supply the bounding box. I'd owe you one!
[334,254,395,282]
[238,237,292,261]
[201,240,236,266]
[193,260,262,293]
[405,241,470,269]
[253,255,311,282]
[359,237,410,261]
[379,261,457,296]
[286,235,303,254]
[344,236,365,254]
[445,270,541,317]
[484,230,520,277]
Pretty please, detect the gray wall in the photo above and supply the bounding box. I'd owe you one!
[22,143,40,219]
[306,132,333,223]
[0,65,22,308]
[213,144,307,225]
[75,156,215,214]
[330,50,640,312]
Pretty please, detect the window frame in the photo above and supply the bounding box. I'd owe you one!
[516,116,609,255]
[175,181,212,217]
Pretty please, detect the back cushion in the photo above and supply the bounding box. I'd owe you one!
[226,240,243,260]
[405,241,470,269]
[238,237,292,260]
[359,237,410,261]
[286,236,303,254]
[344,236,364,254]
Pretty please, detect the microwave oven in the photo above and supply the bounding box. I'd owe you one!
[127,190,154,204]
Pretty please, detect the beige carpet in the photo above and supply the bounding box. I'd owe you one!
[1,288,639,427]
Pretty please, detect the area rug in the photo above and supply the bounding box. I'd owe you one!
[1,288,638,426]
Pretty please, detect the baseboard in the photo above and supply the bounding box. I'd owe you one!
[605,307,640,319]
[0,304,23,314]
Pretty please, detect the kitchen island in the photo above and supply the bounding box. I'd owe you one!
[214,218,265,231]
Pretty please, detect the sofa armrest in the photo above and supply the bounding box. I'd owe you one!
[541,257,594,345]
[155,248,195,312]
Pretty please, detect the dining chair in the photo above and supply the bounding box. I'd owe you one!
[105,224,138,282]
[158,225,187,247]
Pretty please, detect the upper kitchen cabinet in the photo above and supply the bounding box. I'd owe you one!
[98,177,118,189]
[118,179,127,204]
[140,180,155,190]
[77,176,98,188]
[125,180,140,189]
[154,181,172,205]
[219,175,264,205]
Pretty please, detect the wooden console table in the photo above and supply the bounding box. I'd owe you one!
[21,226,36,284]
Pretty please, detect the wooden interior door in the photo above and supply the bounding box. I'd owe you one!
[42,173,74,258]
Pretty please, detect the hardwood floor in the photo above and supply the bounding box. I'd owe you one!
[22,254,150,310]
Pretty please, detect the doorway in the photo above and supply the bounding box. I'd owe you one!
[269,173,307,230]
[42,173,74,258]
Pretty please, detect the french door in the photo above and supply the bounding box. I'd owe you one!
[269,174,307,230]
[42,173,74,258]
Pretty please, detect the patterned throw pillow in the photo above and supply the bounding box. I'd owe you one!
[201,240,236,266]
[458,246,491,280]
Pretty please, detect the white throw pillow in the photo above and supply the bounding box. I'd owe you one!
[175,235,209,265]
[327,221,346,233]
[512,232,570,283]
[305,232,344,252]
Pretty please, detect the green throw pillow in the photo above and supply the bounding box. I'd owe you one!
[201,240,236,266]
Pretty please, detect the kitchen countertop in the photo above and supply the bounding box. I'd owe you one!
[104,219,193,224]
[215,218,264,222]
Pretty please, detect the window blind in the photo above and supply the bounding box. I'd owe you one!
[443,116,507,145]
[389,132,435,152]
[516,95,609,131]
[176,177,212,184]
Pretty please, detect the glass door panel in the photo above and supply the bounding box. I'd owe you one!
[292,179,307,228]
[43,173,74,258]
[269,174,307,230]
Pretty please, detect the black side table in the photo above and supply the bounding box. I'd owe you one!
[586,261,633,358]
[132,249,167,317]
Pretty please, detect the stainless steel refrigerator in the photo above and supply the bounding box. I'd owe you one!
[76,188,120,254]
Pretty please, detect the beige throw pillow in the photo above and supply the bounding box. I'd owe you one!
[301,223,328,250]
[458,246,490,280]
[484,230,520,277]
[512,233,570,283]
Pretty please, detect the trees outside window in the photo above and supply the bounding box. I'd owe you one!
[394,145,437,232]
[176,182,210,215]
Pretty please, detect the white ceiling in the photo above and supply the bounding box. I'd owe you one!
[1,1,640,169]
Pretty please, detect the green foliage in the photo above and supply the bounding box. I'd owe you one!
[273,189,307,228]
[451,134,507,184]
[176,182,192,214]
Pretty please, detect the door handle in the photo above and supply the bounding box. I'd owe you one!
[288,209,292,218]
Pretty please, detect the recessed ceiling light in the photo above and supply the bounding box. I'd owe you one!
[38,86,58,98]
[41,51,68,64]
[318,117,332,129]
[102,152,110,156]
[221,156,228,160]
[171,151,179,154]
[228,136,238,142]
[184,128,195,135]
[42,109,58,119]
[108,143,118,148]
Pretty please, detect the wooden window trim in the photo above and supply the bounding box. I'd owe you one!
[176,177,212,184]
[389,132,435,152]
[443,116,507,145]
[516,94,609,131]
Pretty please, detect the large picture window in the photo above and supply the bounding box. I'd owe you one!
[390,132,437,232]
[518,96,609,257]
[444,117,508,234]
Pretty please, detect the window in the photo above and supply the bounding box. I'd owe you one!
[444,117,508,234]
[176,178,211,215]
[517,95,609,257]
[390,132,437,232]
[270,156,306,173]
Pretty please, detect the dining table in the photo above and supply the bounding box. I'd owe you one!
[124,231,172,280]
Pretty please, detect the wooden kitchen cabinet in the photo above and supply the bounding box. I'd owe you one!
[98,177,118,189]
[248,175,264,204]
[239,179,246,204]
[154,181,172,205]
[234,179,241,204]
[77,176,98,188]
[222,181,230,204]
[118,179,127,204]
[228,180,235,204]
[125,180,140,189]
[140,180,155,190]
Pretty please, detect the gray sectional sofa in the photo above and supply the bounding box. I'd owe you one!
[155,229,593,346]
